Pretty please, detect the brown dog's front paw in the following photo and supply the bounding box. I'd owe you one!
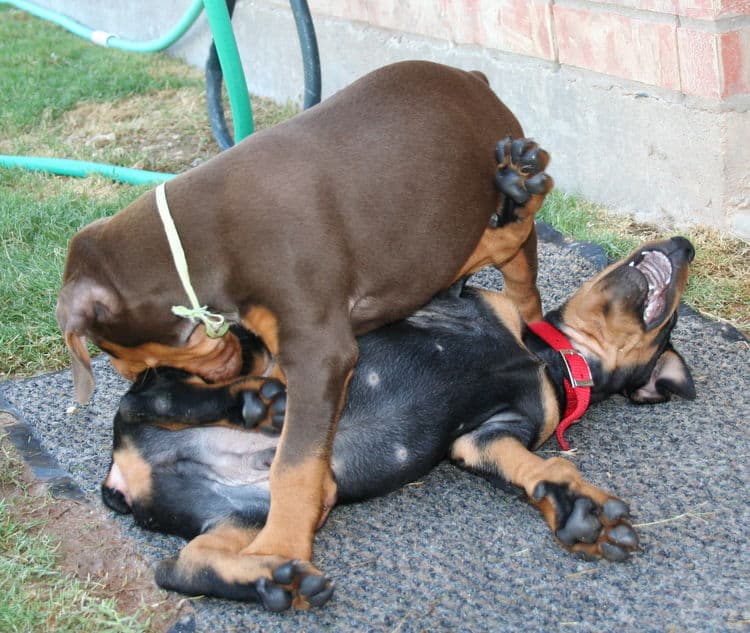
[532,481,639,562]
[237,378,287,434]
[492,137,553,227]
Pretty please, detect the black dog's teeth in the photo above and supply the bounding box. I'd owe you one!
[242,392,269,427]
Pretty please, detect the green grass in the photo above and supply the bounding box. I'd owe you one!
[0,7,200,137]
[0,170,147,378]
[539,190,750,334]
[0,442,148,633]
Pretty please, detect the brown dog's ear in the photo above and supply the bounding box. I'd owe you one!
[65,331,95,404]
[57,279,119,404]
[629,347,696,404]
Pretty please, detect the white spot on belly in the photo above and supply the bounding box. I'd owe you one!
[367,371,381,387]
[435,343,444,352]
[395,444,409,463]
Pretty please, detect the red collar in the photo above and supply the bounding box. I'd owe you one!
[527,321,594,451]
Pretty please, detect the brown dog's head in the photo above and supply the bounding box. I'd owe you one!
[56,216,243,404]
[556,236,696,404]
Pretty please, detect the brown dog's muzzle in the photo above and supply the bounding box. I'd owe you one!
[103,325,243,384]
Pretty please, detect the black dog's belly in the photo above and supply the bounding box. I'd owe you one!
[331,289,540,502]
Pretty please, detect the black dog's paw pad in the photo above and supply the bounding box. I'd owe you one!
[600,542,629,562]
[272,560,297,585]
[259,379,285,401]
[608,524,638,548]
[239,379,287,433]
[603,499,630,522]
[556,497,601,546]
[255,578,293,612]
[302,578,335,607]
[242,392,269,428]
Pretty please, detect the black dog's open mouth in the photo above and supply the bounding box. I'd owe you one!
[629,250,672,326]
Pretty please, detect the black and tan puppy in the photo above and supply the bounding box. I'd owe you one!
[58,61,553,604]
[103,238,696,611]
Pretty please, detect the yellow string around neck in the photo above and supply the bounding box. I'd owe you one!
[154,182,230,338]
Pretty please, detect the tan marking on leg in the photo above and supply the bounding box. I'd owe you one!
[477,289,524,340]
[176,522,276,584]
[534,371,561,449]
[242,456,331,562]
[242,306,280,357]
[498,226,542,322]
[454,214,535,279]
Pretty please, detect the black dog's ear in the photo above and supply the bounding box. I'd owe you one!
[629,347,696,404]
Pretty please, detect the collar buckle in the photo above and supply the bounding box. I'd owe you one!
[559,348,594,388]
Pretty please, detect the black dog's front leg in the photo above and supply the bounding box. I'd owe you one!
[449,415,638,562]
[118,369,287,434]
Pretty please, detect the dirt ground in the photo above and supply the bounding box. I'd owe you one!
[0,416,191,632]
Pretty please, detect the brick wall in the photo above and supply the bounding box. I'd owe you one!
[310,0,750,100]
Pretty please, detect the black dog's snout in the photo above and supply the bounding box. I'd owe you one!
[671,236,695,263]
[101,484,131,515]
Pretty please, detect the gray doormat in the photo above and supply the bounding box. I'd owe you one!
[2,227,748,632]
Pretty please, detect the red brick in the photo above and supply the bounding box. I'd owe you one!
[588,1,748,19]
[677,28,721,97]
[554,6,680,90]
[720,28,750,96]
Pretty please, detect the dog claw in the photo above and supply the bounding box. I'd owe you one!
[525,172,552,195]
[493,137,552,226]
[260,379,285,400]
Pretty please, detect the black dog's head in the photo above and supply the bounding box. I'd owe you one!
[556,236,696,404]
[102,370,278,539]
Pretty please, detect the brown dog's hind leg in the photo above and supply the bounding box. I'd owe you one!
[457,137,553,322]
[450,434,638,561]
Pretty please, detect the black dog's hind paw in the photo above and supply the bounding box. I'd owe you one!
[156,555,333,612]
[491,137,553,227]
[533,481,639,562]
[239,378,287,434]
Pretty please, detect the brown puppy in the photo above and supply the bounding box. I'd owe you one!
[57,61,552,606]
